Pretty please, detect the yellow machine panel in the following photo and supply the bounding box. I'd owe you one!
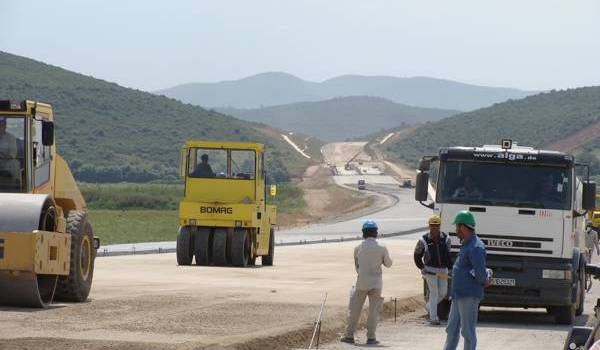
[0,231,70,275]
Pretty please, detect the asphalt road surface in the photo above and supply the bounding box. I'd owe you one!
[277,184,430,243]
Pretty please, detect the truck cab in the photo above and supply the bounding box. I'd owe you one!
[415,141,597,324]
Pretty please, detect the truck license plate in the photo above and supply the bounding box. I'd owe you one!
[490,278,516,286]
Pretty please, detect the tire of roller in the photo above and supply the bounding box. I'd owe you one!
[176,226,193,266]
[212,228,228,266]
[195,227,213,266]
[230,228,249,267]
[54,211,95,302]
[262,228,274,266]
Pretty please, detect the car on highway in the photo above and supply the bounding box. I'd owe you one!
[357,179,366,190]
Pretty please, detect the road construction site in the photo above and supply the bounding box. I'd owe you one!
[0,240,424,350]
[0,140,598,350]
[323,280,600,350]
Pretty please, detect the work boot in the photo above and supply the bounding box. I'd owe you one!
[340,336,355,344]
[366,338,380,345]
[429,319,441,326]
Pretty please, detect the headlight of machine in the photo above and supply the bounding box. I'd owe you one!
[542,269,571,279]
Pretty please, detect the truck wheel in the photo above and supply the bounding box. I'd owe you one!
[230,228,249,267]
[262,229,275,266]
[553,305,575,324]
[195,228,213,266]
[212,228,228,266]
[55,211,95,302]
[176,226,193,266]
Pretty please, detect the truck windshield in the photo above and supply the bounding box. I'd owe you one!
[0,116,25,192]
[438,160,571,210]
[188,148,255,179]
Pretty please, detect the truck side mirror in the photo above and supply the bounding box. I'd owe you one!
[42,121,54,146]
[583,181,597,211]
[417,159,431,172]
[415,172,429,202]
[269,184,277,197]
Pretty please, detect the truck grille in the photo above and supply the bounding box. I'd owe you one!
[450,233,553,255]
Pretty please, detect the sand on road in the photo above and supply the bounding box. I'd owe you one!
[0,240,423,350]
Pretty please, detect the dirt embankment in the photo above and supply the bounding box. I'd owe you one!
[277,165,377,227]
[545,119,600,152]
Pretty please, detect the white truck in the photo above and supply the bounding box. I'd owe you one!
[415,141,597,324]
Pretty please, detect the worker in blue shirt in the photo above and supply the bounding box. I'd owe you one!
[443,210,489,350]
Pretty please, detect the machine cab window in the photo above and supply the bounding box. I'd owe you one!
[0,116,25,192]
[188,147,255,180]
[32,119,51,187]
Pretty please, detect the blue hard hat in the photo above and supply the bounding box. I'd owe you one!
[362,220,378,230]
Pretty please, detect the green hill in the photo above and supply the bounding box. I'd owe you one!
[219,96,458,141]
[0,51,311,183]
[385,87,600,179]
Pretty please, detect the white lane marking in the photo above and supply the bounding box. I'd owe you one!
[282,134,311,159]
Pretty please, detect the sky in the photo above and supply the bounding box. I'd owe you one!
[1,0,599,92]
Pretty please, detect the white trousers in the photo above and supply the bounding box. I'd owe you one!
[423,266,448,321]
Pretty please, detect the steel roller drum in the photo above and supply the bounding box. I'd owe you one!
[0,193,58,308]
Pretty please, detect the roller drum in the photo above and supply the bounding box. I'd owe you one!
[0,271,57,307]
[0,193,59,308]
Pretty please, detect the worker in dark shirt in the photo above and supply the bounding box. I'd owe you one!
[414,215,452,325]
[191,154,215,177]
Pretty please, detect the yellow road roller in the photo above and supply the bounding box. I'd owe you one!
[0,100,97,307]
[177,140,276,267]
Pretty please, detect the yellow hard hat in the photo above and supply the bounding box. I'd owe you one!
[428,215,441,225]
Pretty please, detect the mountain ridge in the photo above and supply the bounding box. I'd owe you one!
[156,71,537,111]
[219,96,459,141]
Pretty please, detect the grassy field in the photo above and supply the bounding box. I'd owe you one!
[89,210,178,245]
[80,183,182,210]
[269,182,306,214]
[82,182,305,245]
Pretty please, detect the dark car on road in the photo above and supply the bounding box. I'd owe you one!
[358,179,366,190]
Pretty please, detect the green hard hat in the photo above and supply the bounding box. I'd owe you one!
[453,210,476,229]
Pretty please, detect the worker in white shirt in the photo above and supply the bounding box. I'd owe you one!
[340,220,393,345]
